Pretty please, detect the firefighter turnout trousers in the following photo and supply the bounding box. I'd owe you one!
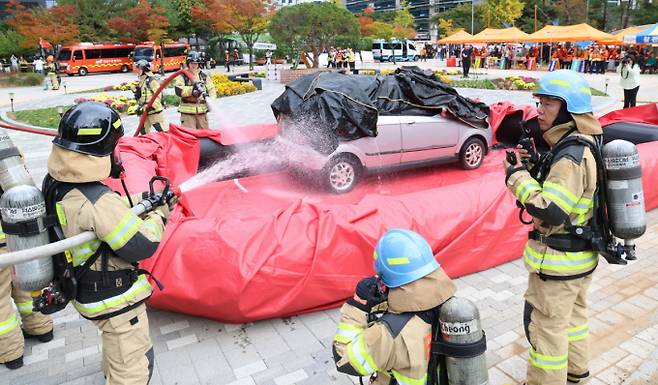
[180,113,208,129]
[524,272,592,385]
[0,267,53,364]
[95,304,154,385]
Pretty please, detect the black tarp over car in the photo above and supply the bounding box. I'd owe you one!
[271,67,490,147]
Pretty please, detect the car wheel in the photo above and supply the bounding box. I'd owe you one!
[414,55,419,61]
[459,137,485,170]
[324,155,362,193]
[120,65,129,73]
[78,67,88,76]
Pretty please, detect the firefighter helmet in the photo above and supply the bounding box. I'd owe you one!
[534,70,593,114]
[186,51,202,65]
[374,229,440,288]
[53,102,124,157]
[135,59,151,72]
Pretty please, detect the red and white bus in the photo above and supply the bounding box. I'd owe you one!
[132,42,190,72]
[56,43,135,76]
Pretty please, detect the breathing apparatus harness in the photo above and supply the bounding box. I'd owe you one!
[513,122,629,273]
[34,166,171,318]
[358,282,487,385]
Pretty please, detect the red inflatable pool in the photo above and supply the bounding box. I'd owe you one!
[105,106,658,323]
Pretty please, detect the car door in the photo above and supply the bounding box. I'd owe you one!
[358,115,402,168]
[400,114,461,163]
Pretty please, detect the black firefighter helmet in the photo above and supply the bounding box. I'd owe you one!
[135,59,152,73]
[186,50,202,65]
[53,101,124,157]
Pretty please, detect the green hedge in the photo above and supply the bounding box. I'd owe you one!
[0,72,44,88]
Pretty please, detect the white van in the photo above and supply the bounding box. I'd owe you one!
[372,40,420,62]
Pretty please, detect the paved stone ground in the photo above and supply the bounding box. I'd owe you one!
[1,64,657,385]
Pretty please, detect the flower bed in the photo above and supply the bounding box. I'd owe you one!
[493,76,538,91]
[74,95,138,114]
[104,81,138,92]
[209,74,257,97]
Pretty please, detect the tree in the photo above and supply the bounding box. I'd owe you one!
[437,18,455,38]
[632,0,658,25]
[431,3,483,34]
[369,21,394,40]
[222,0,272,70]
[357,5,376,37]
[57,0,134,42]
[6,0,79,48]
[108,0,170,43]
[0,30,33,58]
[269,2,360,69]
[392,2,416,39]
[481,0,524,28]
[191,0,233,59]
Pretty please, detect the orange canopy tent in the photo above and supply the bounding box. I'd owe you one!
[597,26,646,45]
[462,27,531,43]
[437,30,474,44]
[526,23,614,42]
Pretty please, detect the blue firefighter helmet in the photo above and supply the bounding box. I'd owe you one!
[374,229,440,288]
[534,70,593,114]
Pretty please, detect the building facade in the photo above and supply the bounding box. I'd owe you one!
[344,0,475,40]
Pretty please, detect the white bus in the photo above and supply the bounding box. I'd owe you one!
[372,40,420,62]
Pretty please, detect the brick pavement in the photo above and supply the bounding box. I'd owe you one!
[0,69,657,385]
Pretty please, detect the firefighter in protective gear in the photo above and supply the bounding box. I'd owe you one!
[134,60,165,134]
[174,51,216,129]
[1,233,54,369]
[45,55,59,90]
[333,229,456,385]
[503,70,602,385]
[46,101,169,384]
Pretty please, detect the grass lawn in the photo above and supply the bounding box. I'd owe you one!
[8,106,72,128]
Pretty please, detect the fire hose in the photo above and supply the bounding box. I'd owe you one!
[0,177,177,268]
[135,68,196,136]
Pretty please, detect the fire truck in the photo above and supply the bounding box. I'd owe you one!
[56,42,135,76]
[132,42,190,72]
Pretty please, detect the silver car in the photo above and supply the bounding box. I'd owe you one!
[283,113,492,193]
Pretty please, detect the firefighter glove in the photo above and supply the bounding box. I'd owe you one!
[347,276,387,312]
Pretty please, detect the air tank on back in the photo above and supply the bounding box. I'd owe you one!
[602,139,646,260]
[0,128,54,291]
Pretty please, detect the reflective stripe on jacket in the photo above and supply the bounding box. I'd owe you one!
[333,303,430,385]
[137,75,163,113]
[507,122,599,278]
[57,187,166,319]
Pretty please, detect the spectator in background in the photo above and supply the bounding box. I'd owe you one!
[33,57,44,75]
[225,50,231,72]
[645,52,657,74]
[10,55,18,72]
[618,55,641,109]
[347,48,356,71]
[461,44,473,78]
[266,49,272,65]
